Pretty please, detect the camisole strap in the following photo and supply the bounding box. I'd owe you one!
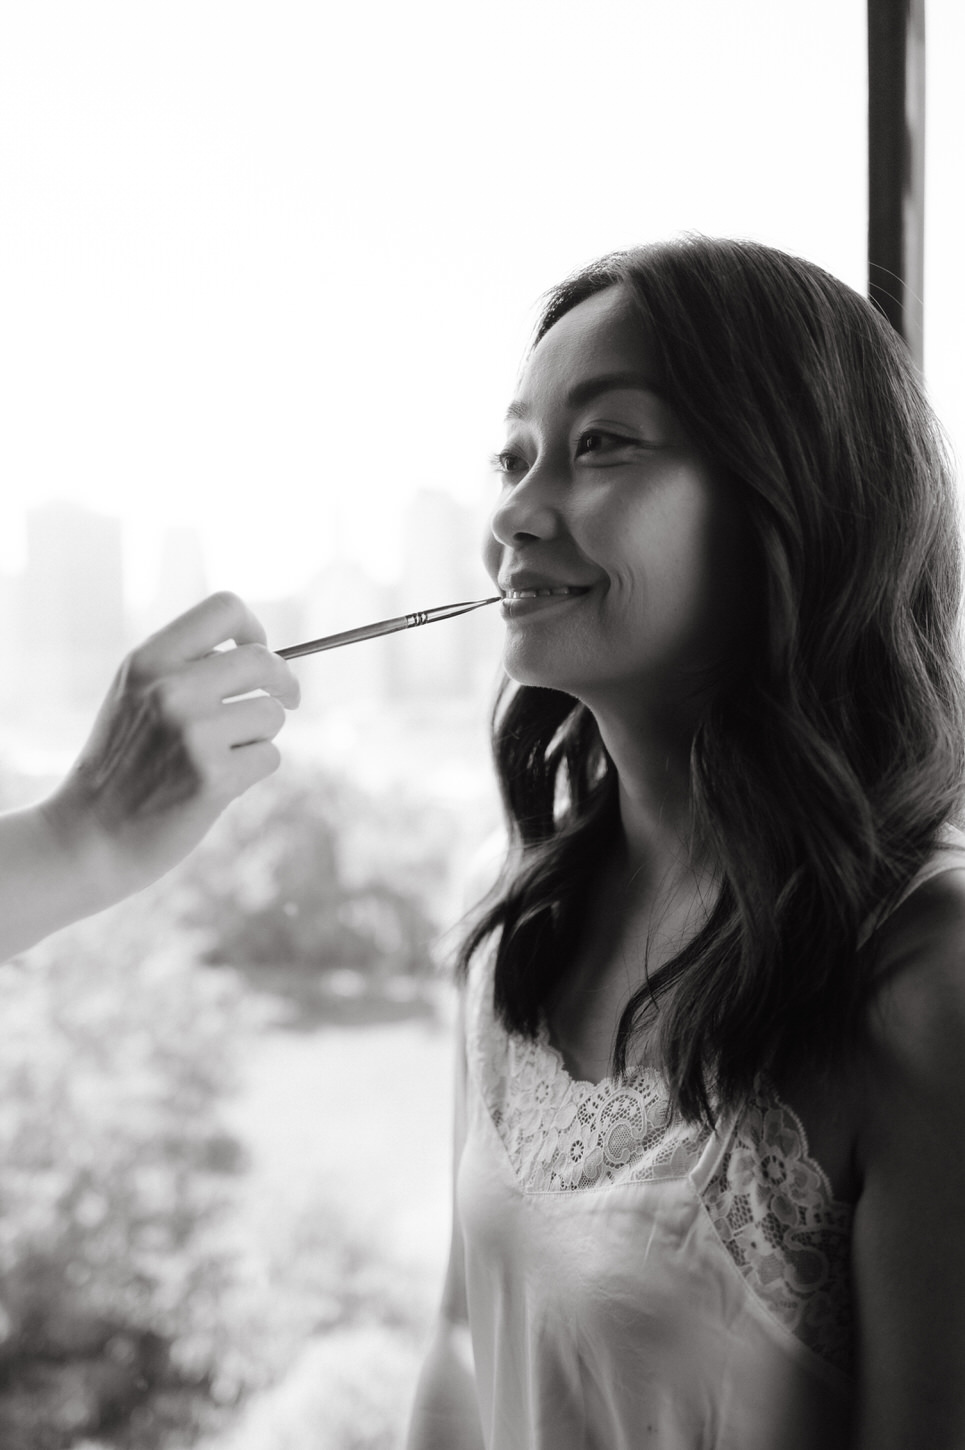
[858,821,965,948]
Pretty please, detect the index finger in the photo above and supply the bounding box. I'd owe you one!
[135,592,268,673]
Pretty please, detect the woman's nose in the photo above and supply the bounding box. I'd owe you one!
[489,465,561,548]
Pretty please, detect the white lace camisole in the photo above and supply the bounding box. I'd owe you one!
[457,830,965,1450]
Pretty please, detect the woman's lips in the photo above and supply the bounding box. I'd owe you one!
[500,585,591,617]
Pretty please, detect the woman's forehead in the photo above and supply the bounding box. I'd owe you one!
[513,287,662,409]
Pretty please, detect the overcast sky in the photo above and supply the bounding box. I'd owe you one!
[1,0,961,610]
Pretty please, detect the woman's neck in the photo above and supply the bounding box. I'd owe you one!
[592,700,711,890]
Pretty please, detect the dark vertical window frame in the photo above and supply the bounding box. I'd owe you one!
[868,0,927,368]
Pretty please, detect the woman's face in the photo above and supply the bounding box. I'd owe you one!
[483,285,750,721]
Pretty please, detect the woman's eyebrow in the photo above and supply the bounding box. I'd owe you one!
[504,372,666,421]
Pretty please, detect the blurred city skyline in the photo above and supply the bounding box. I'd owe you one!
[1,0,963,771]
[4,1,963,595]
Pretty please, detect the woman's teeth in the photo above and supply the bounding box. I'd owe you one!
[504,587,583,599]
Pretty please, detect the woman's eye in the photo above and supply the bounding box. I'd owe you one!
[575,429,634,458]
[490,450,528,477]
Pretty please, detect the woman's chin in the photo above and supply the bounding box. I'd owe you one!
[501,646,585,694]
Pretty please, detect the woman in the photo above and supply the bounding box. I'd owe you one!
[406,238,965,1449]
[0,590,299,960]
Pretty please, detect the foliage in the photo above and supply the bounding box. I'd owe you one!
[211,1325,421,1450]
[176,766,456,982]
[0,892,253,1448]
[202,1198,433,1449]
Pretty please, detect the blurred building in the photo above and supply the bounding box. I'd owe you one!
[386,488,493,700]
[297,555,393,714]
[21,501,128,713]
[149,523,208,629]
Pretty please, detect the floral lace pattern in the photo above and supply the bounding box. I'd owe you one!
[467,967,854,1372]
[473,1011,710,1192]
[704,1085,854,1372]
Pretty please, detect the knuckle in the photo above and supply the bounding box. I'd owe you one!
[177,715,211,767]
[209,588,243,617]
[208,589,265,647]
[150,676,189,725]
[183,721,228,793]
[121,645,156,691]
[205,590,245,639]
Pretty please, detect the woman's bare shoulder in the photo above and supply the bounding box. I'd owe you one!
[864,862,965,1058]
[853,858,965,1198]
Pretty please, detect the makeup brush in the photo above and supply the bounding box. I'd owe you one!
[277,596,501,660]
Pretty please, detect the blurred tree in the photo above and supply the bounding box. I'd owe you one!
[0,897,252,1448]
[178,768,451,984]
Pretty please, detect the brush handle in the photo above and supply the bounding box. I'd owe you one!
[276,595,500,661]
[277,615,408,659]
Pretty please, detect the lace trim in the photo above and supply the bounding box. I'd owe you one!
[482,1019,711,1192]
[467,966,854,1371]
[703,1084,854,1374]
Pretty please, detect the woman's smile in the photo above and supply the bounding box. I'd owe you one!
[500,582,593,618]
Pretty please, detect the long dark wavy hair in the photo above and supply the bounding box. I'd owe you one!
[457,236,965,1126]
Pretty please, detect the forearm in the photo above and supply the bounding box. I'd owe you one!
[0,798,112,960]
[405,1319,485,1450]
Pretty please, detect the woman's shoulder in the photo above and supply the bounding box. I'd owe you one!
[795,828,965,1194]
[857,827,965,1139]
[868,825,965,999]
